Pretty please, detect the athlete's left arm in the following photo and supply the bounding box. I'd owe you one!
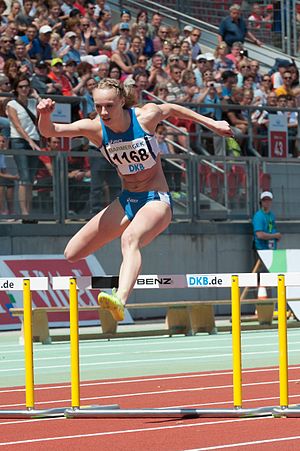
[139,103,233,137]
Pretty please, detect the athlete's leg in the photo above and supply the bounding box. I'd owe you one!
[117,201,172,304]
[64,198,129,262]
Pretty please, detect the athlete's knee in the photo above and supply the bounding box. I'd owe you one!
[64,242,79,263]
[121,229,140,252]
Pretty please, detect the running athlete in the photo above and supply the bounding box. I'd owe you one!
[38,78,232,322]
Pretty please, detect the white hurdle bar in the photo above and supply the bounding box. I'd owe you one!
[258,272,300,418]
[0,278,66,419]
[60,273,274,419]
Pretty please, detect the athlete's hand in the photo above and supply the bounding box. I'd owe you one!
[37,98,56,115]
[212,120,234,137]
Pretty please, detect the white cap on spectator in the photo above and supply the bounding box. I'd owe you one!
[260,191,273,200]
[39,25,52,34]
[65,31,77,39]
[183,25,193,32]
[204,52,215,61]
[196,54,207,61]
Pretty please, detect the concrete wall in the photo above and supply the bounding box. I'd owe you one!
[1,220,298,317]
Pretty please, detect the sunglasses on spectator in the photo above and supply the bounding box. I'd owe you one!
[283,76,292,79]
[18,84,30,88]
[173,71,181,74]
[138,58,147,62]
[263,78,271,81]
[160,31,168,34]
[192,33,200,37]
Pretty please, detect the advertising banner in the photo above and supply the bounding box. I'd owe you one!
[0,255,132,330]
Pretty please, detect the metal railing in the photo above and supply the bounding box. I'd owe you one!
[2,147,300,223]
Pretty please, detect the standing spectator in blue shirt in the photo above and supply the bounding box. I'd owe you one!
[218,4,262,49]
[252,191,282,250]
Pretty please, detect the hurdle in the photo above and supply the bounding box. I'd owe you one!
[266,272,300,418]
[54,273,274,419]
[52,277,120,415]
[0,278,66,418]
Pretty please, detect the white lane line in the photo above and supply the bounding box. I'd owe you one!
[0,416,270,447]
[1,365,300,394]
[185,435,300,450]
[1,378,300,409]
[3,340,300,362]
[1,348,300,373]
[1,328,300,351]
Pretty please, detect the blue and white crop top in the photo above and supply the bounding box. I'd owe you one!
[99,108,160,175]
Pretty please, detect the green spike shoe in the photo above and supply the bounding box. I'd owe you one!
[98,288,125,322]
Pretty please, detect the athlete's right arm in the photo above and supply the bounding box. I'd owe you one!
[37,98,101,144]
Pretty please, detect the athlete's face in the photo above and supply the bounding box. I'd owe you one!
[93,88,124,122]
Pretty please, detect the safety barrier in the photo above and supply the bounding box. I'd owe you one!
[1,273,299,419]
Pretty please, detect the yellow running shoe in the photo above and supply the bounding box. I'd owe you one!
[98,288,124,322]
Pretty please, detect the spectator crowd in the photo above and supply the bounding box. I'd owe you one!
[0,0,299,220]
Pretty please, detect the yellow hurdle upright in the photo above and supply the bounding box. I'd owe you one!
[231,275,242,409]
[277,274,289,409]
[23,279,34,410]
[69,278,80,409]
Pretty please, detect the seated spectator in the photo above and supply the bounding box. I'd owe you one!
[178,40,192,70]
[84,1,98,28]
[241,88,254,120]
[47,1,63,35]
[243,74,255,90]
[157,40,173,67]
[31,59,60,94]
[148,12,162,39]
[60,31,81,64]
[169,26,181,47]
[149,53,169,89]
[181,25,193,41]
[15,0,34,28]
[7,1,22,23]
[20,24,39,58]
[181,69,200,102]
[249,60,262,88]
[94,62,109,81]
[166,65,189,103]
[193,54,207,88]
[223,86,248,154]
[110,22,131,52]
[49,32,63,58]
[110,37,133,78]
[0,135,19,217]
[220,69,237,100]
[97,9,113,45]
[225,41,243,66]
[134,22,154,58]
[277,94,298,157]
[126,35,143,65]
[0,0,8,34]
[213,41,234,80]
[132,71,149,103]
[64,59,88,95]
[14,39,34,75]
[0,35,17,69]
[271,60,291,89]
[48,57,73,95]
[236,58,251,87]
[131,9,149,38]
[30,24,53,62]
[79,17,103,56]
[184,27,202,62]
[153,81,169,101]
[111,8,131,37]
[82,76,97,117]
[4,59,21,84]
[152,25,170,52]
[108,62,122,80]
[275,70,294,97]
[254,74,272,105]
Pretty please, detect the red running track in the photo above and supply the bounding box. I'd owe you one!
[1,366,300,450]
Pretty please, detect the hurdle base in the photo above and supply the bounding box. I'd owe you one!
[65,404,120,418]
[64,406,273,419]
[0,407,67,419]
[273,406,300,417]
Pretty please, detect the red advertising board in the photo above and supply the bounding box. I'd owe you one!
[268,114,288,158]
[0,255,106,330]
